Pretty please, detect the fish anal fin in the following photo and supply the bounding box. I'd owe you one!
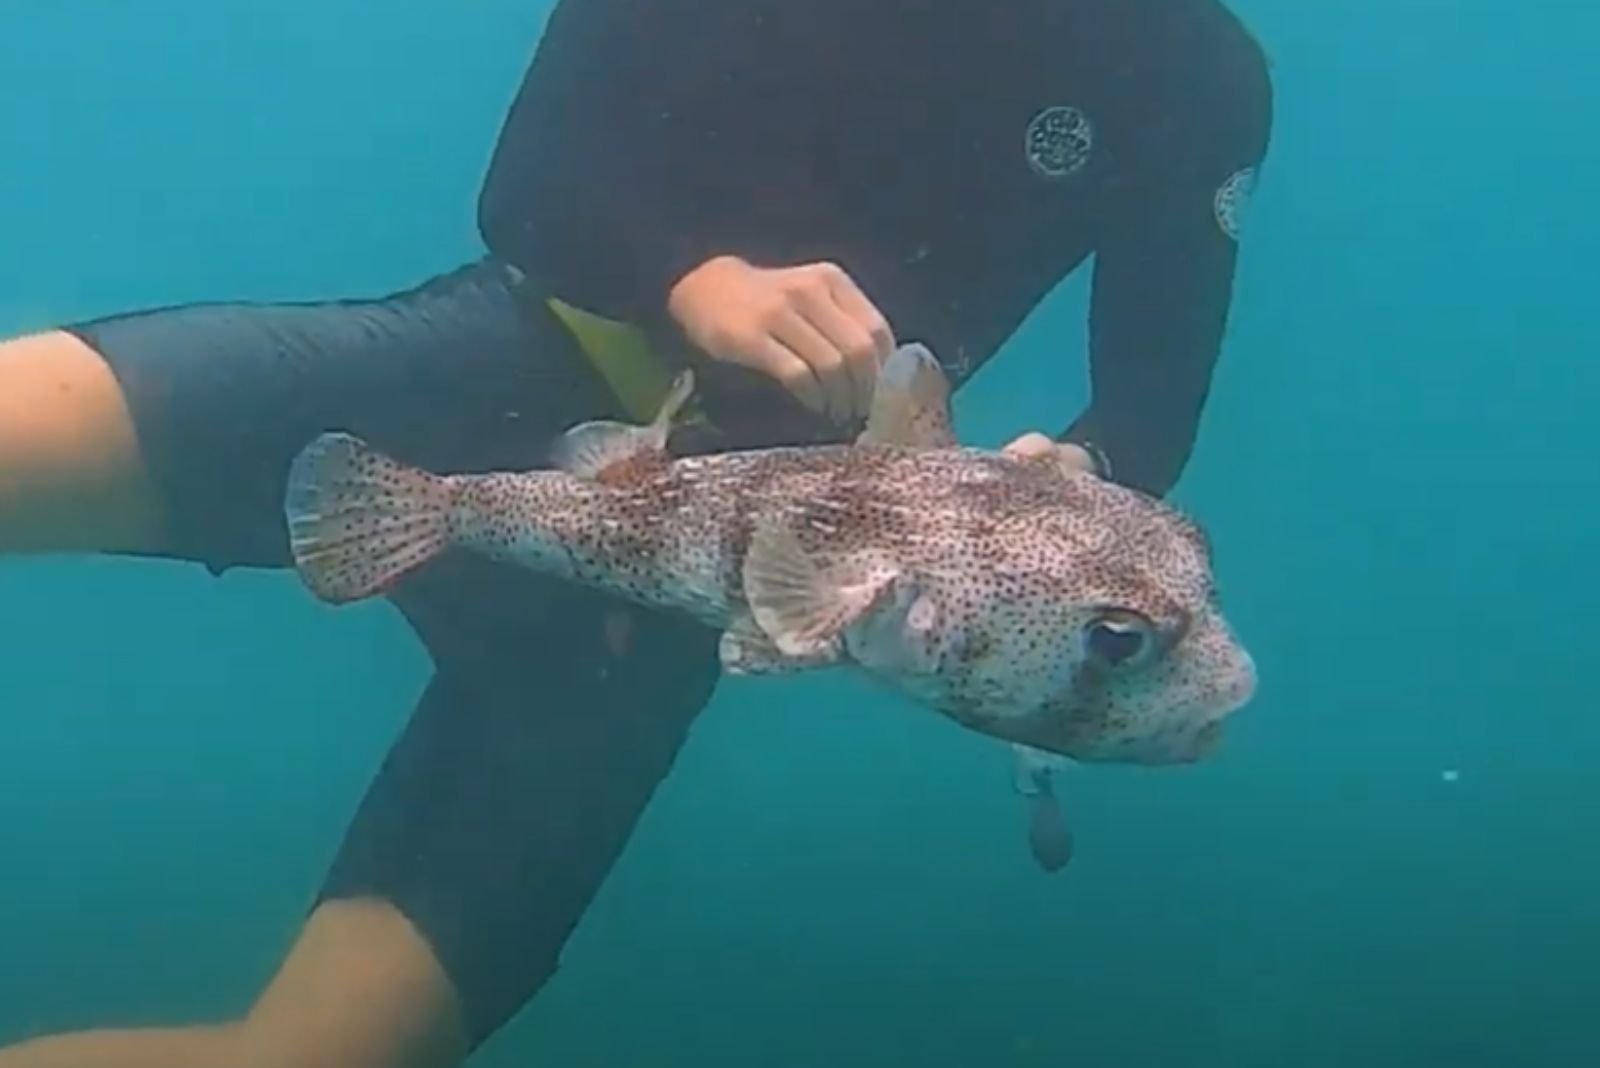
[742,522,899,657]
[857,343,956,449]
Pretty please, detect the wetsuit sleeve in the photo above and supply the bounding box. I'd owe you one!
[1059,54,1274,498]
[479,0,829,331]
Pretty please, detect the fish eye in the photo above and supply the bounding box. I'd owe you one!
[1085,612,1154,667]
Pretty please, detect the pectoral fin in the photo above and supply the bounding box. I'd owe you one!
[856,343,957,449]
[742,522,900,658]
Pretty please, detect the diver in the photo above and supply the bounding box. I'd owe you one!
[0,0,1272,1064]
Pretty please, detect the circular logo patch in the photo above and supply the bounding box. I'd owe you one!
[1025,106,1094,179]
[1214,167,1258,241]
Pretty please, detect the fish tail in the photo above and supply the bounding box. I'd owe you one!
[285,432,460,604]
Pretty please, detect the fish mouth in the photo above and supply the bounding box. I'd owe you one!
[1144,719,1224,764]
[1126,647,1259,763]
[1225,649,1260,711]
[1124,649,1258,764]
[955,644,1259,764]
[1051,661,1257,765]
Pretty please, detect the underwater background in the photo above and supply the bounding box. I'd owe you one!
[1,1,1594,1065]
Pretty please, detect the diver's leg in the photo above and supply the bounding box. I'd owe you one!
[0,899,465,1068]
[0,593,719,1067]
[318,560,723,1047]
[0,330,168,554]
[0,259,596,573]
[0,272,526,1066]
[0,1025,245,1067]
[0,259,718,1064]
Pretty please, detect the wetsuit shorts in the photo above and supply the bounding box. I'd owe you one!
[62,257,723,1044]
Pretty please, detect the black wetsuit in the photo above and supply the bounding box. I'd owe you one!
[65,0,1271,1048]
[485,0,1272,494]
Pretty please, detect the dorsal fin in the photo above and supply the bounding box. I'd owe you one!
[550,370,695,480]
[856,342,957,449]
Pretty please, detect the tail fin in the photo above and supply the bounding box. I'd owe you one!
[284,433,459,604]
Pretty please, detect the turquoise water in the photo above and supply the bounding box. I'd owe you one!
[2,1,1595,1065]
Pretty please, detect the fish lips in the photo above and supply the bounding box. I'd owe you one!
[986,647,1259,764]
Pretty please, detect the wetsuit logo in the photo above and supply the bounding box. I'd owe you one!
[1025,106,1094,179]
[1214,167,1258,241]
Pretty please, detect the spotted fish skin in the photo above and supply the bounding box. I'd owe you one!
[285,345,1257,764]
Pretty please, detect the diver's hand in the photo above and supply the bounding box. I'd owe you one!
[668,255,895,427]
[1002,432,1098,474]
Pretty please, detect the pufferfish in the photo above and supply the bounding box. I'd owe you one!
[284,343,1257,867]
